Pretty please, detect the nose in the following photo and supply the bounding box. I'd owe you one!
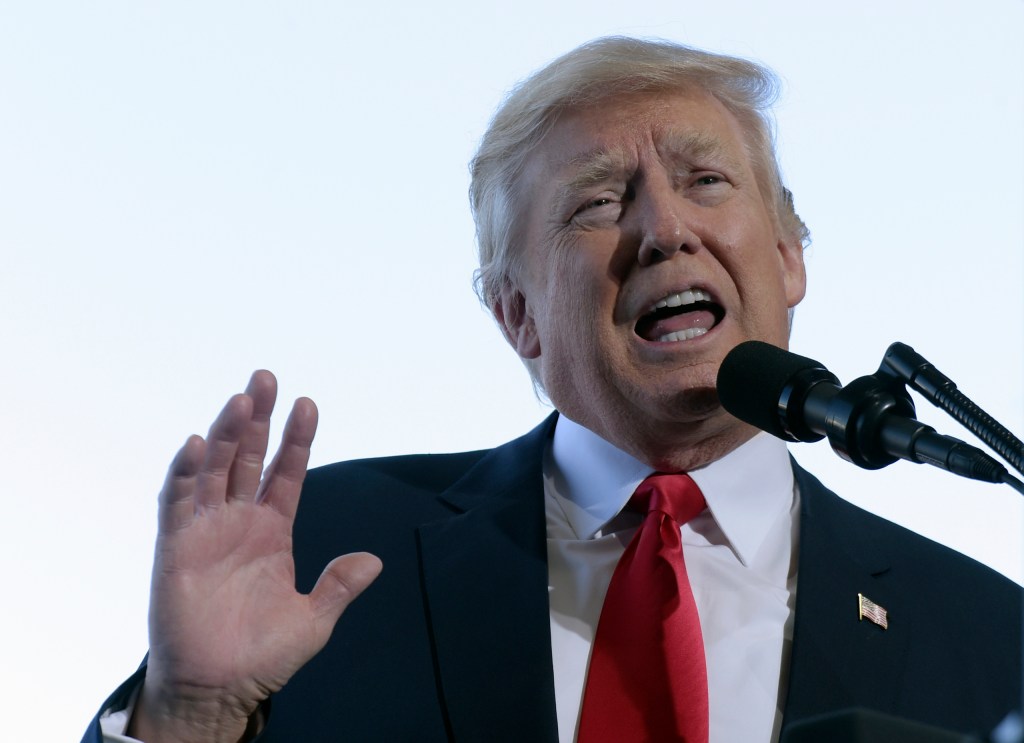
[635,184,701,267]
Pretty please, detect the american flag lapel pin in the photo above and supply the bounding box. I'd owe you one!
[858,593,889,630]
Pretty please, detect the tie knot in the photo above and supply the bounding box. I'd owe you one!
[630,473,706,525]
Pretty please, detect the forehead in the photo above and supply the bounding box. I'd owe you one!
[529,89,753,179]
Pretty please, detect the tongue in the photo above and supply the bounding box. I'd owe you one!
[637,309,717,342]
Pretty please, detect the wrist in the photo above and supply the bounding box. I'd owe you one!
[128,679,260,743]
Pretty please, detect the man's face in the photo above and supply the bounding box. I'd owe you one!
[496,90,806,466]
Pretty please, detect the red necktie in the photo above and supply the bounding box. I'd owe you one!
[578,473,709,743]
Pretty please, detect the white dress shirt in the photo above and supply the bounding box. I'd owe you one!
[545,415,799,743]
[102,417,799,742]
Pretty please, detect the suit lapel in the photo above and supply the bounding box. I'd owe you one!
[782,463,911,725]
[417,428,918,737]
[417,415,560,742]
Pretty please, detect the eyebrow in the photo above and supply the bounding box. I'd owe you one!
[550,150,627,215]
[660,130,745,172]
[549,130,744,216]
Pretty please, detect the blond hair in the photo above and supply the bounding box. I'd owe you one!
[470,36,809,312]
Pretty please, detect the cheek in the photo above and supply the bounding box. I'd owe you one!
[552,249,614,310]
[538,264,620,375]
[725,248,792,325]
[752,275,795,342]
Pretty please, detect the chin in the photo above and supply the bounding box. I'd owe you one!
[634,381,721,424]
[667,386,721,418]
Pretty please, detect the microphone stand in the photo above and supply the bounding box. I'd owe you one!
[805,366,1016,489]
[878,342,1024,482]
[872,342,1024,742]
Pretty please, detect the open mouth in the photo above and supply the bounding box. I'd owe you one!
[635,288,725,342]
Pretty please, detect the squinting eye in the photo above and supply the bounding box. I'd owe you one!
[575,197,615,215]
[695,175,721,186]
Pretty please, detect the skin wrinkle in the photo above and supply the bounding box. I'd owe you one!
[551,125,749,226]
[499,90,806,473]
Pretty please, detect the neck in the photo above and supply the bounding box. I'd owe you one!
[588,406,759,471]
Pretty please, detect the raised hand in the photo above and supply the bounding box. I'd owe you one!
[129,371,382,743]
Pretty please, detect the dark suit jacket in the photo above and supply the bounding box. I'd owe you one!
[85,415,1021,742]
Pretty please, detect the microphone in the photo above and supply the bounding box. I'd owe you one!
[716,341,1008,484]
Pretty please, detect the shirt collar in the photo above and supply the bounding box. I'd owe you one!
[548,414,795,566]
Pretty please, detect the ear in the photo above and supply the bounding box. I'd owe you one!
[492,283,541,360]
[777,235,807,309]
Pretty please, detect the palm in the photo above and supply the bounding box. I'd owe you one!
[152,499,311,697]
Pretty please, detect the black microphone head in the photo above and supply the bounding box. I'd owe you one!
[717,341,836,441]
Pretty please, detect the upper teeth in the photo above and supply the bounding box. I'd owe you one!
[650,288,711,312]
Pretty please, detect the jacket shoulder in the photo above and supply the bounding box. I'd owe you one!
[795,463,1019,592]
[305,448,491,495]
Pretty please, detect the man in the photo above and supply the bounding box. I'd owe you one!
[87,37,1020,742]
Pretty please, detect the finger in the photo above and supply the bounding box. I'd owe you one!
[195,393,254,510]
[255,397,318,520]
[309,552,383,631]
[226,370,278,502]
[157,435,205,534]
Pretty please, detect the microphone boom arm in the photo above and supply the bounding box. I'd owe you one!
[879,342,1024,478]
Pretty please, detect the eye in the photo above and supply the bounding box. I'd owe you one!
[573,194,620,216]
[694,174,722,186]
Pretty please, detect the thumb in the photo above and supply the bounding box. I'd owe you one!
[309,552,383,627]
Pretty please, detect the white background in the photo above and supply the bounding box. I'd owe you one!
[1,2,1021,739]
